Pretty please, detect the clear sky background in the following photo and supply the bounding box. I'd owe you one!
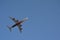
[0,0,60,40]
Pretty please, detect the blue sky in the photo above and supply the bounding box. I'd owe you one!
[0,0,60,40]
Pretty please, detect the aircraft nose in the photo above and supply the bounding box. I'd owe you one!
[23,17,28,21]
[25,17,28,20]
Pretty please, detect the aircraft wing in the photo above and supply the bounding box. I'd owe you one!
[9,17,19,23]
[17,25,23,32]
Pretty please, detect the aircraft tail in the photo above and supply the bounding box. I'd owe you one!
[7,26,12,32]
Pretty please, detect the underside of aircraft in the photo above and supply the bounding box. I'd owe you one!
[7,17,28,32]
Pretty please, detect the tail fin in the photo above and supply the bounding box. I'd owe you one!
[7,26,12,32]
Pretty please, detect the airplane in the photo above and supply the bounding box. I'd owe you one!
[7,17,28,32]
